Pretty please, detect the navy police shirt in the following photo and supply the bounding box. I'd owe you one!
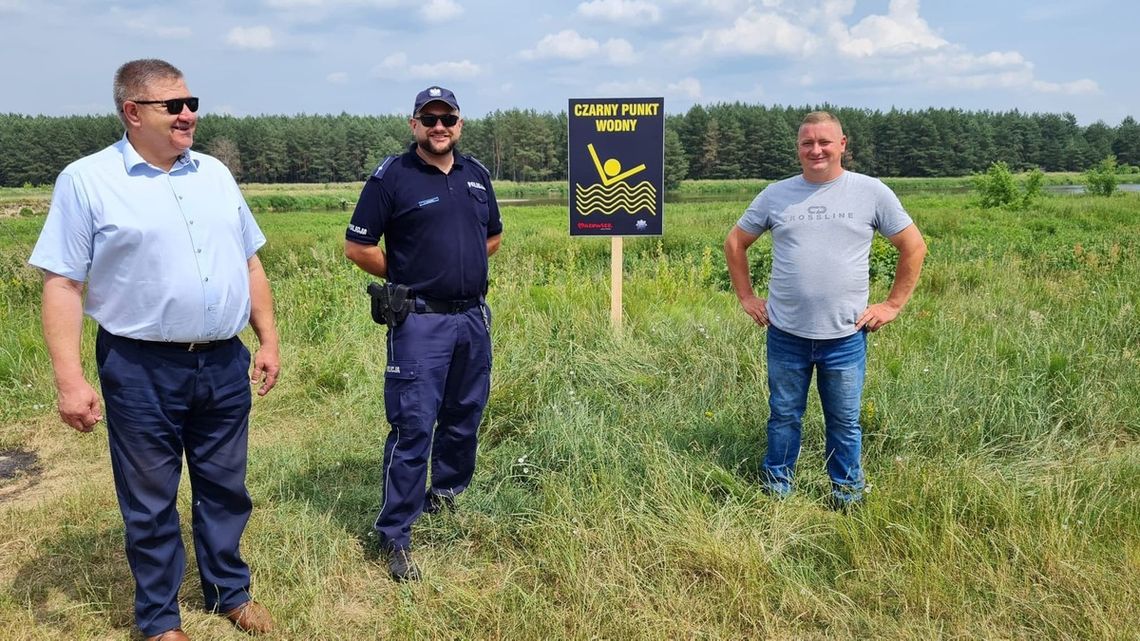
[346,144,503,301]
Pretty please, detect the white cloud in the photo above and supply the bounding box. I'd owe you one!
[975,51,1026,67]
[522,30,595,60]
[604,38,636,61]
[934,68,1098,95]
[677,10,816,57]
[1032,79,1099,95]
[227,26,276,50]
[853,47,1100,98]
[595,78,659,95]
[327,71,349,84]
[372,51,481,79]
[520,30,638,66]
[589,76,697,100]
[675,0,753,14]
[936,69,1036,91]
[408,59,481,78]
[676,0,942,60]
[735,0,1096,100]
[667,77,702,99]
[918,50,1028,76]
[837,0,946,58]
[371,51,407,77]
[577,0,661,23]
[420,0,463,22]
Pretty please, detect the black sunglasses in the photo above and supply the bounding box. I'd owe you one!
[132,97,200,115]
[414,113,459,127]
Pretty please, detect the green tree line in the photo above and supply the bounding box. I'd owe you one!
[2,105,1138,187]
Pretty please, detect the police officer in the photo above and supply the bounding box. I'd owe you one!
[345,86,502,581]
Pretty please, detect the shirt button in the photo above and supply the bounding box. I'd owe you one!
[197,249,202,253]
[204,277,209,282]
[189,220,194,225]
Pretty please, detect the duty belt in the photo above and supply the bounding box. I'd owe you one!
[414,296,481,314]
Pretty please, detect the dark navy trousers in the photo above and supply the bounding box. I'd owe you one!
[375,304,491,550]
[95,329,255,636]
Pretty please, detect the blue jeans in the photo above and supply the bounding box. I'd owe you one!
[763,325,867,504]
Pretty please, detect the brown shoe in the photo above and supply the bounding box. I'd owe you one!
[224,600,274,635]
[145,630,190,641]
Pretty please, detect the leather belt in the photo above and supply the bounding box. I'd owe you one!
[117,334,234,352]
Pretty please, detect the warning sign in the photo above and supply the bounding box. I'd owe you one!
[568,97,664,237]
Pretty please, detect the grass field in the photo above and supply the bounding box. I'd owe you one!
[1,184,1138,640]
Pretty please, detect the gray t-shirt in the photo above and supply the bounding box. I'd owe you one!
[736,171,913,340]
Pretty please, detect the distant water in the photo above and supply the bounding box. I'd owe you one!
[1045,183,1140,195]
[499,183,1140,206]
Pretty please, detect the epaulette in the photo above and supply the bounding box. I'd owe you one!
[463,154,490,176]
[371,155,398,180]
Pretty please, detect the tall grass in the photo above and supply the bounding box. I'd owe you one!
[0,191,1138,639]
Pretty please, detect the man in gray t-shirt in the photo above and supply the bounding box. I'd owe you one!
[723,111,926,509]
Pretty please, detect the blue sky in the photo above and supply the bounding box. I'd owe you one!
[0,0,1133,125]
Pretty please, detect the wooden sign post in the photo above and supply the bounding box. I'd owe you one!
[611,236,623,333]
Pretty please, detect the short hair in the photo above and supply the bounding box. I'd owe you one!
[800,110,843,135]
[113,59,184,126]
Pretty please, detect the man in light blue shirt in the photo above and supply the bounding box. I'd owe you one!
[28,59,278,641]
[724,111,927,510]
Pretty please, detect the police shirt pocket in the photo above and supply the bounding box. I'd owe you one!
[468,186,490,223]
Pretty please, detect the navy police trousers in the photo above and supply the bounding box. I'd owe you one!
[95,329,255,637]
[375,303,491,550]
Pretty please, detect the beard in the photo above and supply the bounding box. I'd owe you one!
[418,136,456,157]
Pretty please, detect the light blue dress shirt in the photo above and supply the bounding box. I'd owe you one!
[29,136,266,342]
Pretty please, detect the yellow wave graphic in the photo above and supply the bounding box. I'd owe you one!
[576,191,658,208]
[576,197,657,215]
[574,181,658,216]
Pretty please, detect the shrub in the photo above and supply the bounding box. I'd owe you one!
[1021,167,1044,208]
[869,235,898,283]
[974,162,1043,210]
[1084,155,1118,196]
[974,161,1019,208]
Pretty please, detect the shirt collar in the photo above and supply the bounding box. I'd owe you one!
[118,134,198,174]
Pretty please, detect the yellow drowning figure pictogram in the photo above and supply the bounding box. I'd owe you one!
[576,143,657,216]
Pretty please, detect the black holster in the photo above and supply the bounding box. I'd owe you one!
[366,282,412,326]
